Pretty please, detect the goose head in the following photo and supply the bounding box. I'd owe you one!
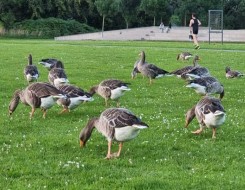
[185,106,196,128]
[225,66,231,73]
[79,118,97,147]
[9,89,21,116]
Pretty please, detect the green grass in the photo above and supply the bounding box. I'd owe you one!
[0,39,244,189]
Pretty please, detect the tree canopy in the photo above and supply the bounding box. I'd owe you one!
[0,0,244,33]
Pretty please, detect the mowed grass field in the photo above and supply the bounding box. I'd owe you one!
[0,39,244,189]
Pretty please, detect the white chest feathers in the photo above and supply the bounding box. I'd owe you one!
[186,83,206,95]
[110,86,131,100]
[40,96,56,109]
[26,74,38,82]
[114,125,147,142]
[203,111,226,127]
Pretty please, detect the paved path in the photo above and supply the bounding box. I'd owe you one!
[55,26,245,42]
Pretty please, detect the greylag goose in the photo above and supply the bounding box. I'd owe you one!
[56,84,94,113]
[24,54,39,83]
[9,82,66,119]
[89,79,131,107]
[185,96,226,138]
[48,67,69,88]
[186,76,224,99]
[79,108,149,159]
[181,65,211,79]
[177,52,193,61]
[137,51,170,84]
[39,58,64,70]
[225,66,244,79]
[171,55,200,78]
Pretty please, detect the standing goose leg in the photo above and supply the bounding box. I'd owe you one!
[116,142,123,157]
[30,107,35,119]
[106,140,113,159]
[212,128,217,139]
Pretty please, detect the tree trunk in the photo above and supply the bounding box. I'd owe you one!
[102,15,105,38]
[153,16,156,26]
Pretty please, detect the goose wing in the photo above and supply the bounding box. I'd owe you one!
[101,79,130,90]
[24,65,39,76]
[58,84,87,97]
[28,82,63,98]
[48,68,67,83]
[146,64,169,75]
[171,66,194,75]
[102,108,148,129]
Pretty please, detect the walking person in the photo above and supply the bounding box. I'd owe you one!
[189,13,201,49]
[159,22,164,33]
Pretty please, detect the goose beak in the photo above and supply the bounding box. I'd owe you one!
[80,140,84,147]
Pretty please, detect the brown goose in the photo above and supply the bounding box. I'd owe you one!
[89,79,131,107]
[9,82,66,119]
[137,51,170,84]
[185,96,226,138]
[48,67,69,88]
[181,65,210,79]
[186,76,224,100]
[177,52,193,61]
[225,66,244,79]
[39,58,64,70]
[79,108,149,159]
[171,55,200,78]
[24,54,39,83]
[56,84,94,113]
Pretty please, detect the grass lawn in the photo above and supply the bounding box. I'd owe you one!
[0,39,244,189]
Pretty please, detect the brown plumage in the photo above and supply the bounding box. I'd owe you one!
[24,54,39,83]
[39,58,64,70]
[136,51,170,84]
[225,66,244,79]
[89,79,131,107]
[176,52,193,61]
[48,67,69,88]
[79,108,149,159]
[9,82,66,119]
[185,96,226,138]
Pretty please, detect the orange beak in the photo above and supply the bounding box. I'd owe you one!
[80,140,84,148]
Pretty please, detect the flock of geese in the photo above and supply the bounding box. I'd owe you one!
[8,51,244,159]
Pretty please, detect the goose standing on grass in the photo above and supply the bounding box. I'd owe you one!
[9,82,66,119]
[89,79,131,107]
[171,55,200,78]
[24,54,39,83]
[137,51,170,84]
[48,67,69,88]
[225,66,244,79]
[79,108,149,159]
[185,96,226,139]
[186,76,224,99]
[56,84,94,113]
[177,52,193,61]
[39,58,64,70]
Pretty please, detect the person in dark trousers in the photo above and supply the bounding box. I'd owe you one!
[189,13,201,49]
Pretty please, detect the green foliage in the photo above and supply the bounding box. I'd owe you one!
[0,39,245,189]
[9,18,98,38]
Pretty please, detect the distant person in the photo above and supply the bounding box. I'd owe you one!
[189,13,201,49]
[159,22,164,33]
[166,22,172,33]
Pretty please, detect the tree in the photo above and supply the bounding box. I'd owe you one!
[119,0,141,29]
[94,0,120,37]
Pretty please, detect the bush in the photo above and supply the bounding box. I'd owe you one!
[6,18,98,38]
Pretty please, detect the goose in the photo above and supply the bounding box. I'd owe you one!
[171,55,200,78]
[9,82,66,119]
[225,66,244,79]
[56,84,94,113]
[39,58,64,70]
[186,76,224,100]
[181,65,211,79]
[177,52,193,61]
[137,51,170,84]
[24,54,39,83]
[48,67,69,88]
[79,108,149,159]
[185,96,226,138]
[89,79,131,107]
[131,60,141,79]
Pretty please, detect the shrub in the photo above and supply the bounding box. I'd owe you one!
[5,18,98,38]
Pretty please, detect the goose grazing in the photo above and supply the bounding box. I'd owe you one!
[171,55,200,78]
[89,79,131,107]
[56,84,94,113]
[9,82,66,119]
[48,67,69,88]
[24,54,39,83]
[186,76,224,100]
[39,58,64,70]
[177,52,193,61]
[181,65,210,79]
[79,108,149,159]
[137,51,170,84]
[225,66,244,79]
[185,96,226,138]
